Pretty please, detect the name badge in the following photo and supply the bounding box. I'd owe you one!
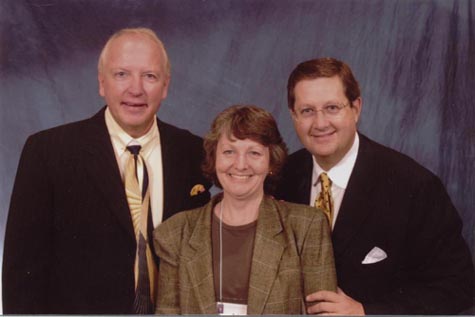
[217,302,248,315]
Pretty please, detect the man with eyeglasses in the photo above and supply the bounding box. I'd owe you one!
[276,57,473,315]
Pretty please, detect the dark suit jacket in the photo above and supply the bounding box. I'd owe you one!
[2,107,211,314]
[275,133,474,314]
[153,195,337,314]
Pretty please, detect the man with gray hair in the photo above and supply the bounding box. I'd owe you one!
[2,28,210,314]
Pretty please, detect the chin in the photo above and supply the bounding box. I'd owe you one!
[310,142,336,154]
[225,190,254,199]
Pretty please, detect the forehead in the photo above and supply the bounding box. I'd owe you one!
[218,133,265,148]
[294,76,346,103]
[104,34,165,69]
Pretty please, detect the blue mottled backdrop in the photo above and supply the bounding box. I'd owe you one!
[0,0,474,311]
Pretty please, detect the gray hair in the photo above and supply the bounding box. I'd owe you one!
[97,27,170,76]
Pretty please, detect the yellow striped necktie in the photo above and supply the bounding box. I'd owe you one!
[125,145,156,314]
[315,172,334,230]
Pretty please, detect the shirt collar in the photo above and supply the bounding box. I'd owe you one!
[312,133,359,189]
[104,107,159,158]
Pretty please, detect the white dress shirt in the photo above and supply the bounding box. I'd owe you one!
[310,134,359,229]
[105,107,164,228]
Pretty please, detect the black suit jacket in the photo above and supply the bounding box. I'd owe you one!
[276,133,474,314]
[2,107,211,314]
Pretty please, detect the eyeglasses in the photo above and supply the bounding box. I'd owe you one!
[293,103,350,120]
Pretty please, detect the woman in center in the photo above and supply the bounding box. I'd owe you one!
[154,105,336,314]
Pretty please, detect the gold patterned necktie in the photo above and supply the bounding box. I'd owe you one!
[315,172,334,230]
[125,145,156,314]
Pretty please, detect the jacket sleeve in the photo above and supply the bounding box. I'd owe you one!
[153,219,181,315]
[301,209,338,297]
[363,176,474,314]
[2,134,55,313]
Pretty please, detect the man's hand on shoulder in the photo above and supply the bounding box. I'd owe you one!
[306,287,365,315]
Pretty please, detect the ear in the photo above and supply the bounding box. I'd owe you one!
[98,73,105,97]
[289,108,298,121]
[161,75,171,100]
[351,97,362,123]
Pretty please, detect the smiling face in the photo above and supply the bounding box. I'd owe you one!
[98,33,169,138]
[216,133,270,201]
[292,76,361,170]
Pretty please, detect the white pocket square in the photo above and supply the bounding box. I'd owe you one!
[362,246,387,264]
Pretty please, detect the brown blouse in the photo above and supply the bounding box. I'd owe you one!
[212,211,257,304]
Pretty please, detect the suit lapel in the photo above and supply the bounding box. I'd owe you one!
[295,151,314,204]
[81,108,135,239]
[157,119,181,221]
[183,201,217,314]
[247,197,286,314]
[332,134,378,256]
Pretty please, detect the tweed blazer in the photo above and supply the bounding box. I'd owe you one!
[153,194,337,314]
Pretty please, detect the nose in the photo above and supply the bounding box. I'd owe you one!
[127,75,144,97]
[312,111,330,130]
[234,153,248,170]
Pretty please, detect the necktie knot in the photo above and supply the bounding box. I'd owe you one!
[127,145,142,156]
[319,172,331,188]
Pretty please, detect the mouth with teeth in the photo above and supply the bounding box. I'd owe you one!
[122,102,147,106]
[311,131,335,140]
[227,173,253,179]
[120,102,148,113]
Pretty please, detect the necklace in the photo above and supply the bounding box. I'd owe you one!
[217,201,224,314]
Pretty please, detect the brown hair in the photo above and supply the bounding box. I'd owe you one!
[287,57,360,110]
[202,105,288,193]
